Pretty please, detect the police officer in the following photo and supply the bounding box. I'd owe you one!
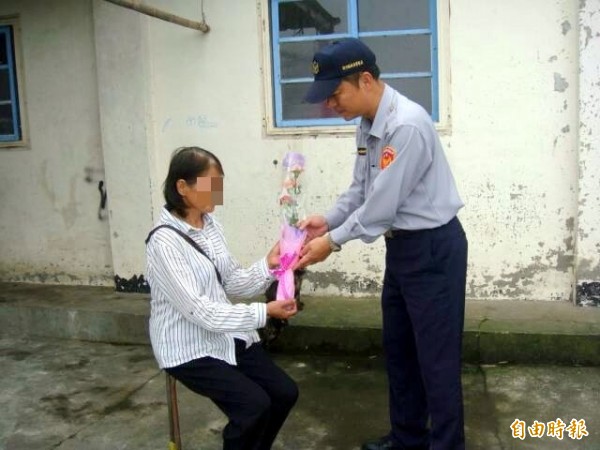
[295,39,468,450]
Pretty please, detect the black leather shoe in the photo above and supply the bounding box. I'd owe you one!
[361,436,430,450]
[361,436,399,450]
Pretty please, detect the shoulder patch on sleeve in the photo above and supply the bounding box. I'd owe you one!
[380,146,396,169]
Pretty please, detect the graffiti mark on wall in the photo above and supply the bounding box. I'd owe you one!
[161,114,218,133]
[84,167,108,221]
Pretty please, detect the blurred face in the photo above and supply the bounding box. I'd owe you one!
[178,164,224,214]
[325,76,368,120]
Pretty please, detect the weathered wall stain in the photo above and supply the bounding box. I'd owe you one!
[360,252,383,274]
[553,73,569,92]
[40,161,80,229]
[467,241,574,300]
[0,264,112,286]
[583,26,592,48]
[566,217,575,232]
[561,20,571,35]
[304,269,382,295]
[576,258,600,279]
[563,235,574,252]
[0,268,80,284]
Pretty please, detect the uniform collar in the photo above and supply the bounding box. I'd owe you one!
[360,84,394,140]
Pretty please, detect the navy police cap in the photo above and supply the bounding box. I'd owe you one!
[304,38,376,104]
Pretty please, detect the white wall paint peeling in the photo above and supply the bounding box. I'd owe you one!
[0,0,113,285]
[576,0,600,288]
[0,0,597,303]
[448,0,579,300]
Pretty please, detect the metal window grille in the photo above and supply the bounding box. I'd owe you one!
[270,0,439,128]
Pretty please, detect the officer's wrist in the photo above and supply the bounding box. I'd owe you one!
[324,232,341,252]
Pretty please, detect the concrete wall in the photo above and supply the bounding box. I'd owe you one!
[576,0,600,306]
[0,0,113,285]
[449,0,580,301]
[93,0,156,292]
[1,0,598,303]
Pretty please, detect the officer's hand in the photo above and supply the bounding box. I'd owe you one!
[293,236,332,270]
[266,299,298,319]
[298,215,329,241]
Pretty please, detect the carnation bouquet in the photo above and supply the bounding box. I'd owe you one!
[271,152,307,300]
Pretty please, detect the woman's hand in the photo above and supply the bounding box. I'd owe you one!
[266,299,298,319]
[266,241,281,269]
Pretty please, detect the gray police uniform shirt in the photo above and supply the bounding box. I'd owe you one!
[326,84,464,246]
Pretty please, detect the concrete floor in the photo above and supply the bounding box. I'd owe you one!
[1,337,598,450]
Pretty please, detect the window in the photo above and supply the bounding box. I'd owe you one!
[0,22,22,143]
[269,0,440,129]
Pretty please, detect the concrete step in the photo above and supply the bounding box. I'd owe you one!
[0,282,599,365]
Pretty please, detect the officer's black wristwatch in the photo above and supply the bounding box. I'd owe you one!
[324,232,341,252]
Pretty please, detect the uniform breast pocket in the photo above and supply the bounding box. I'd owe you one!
[370,163,382,177]
[367,164,381,192]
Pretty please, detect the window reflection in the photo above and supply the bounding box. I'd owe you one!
[278,0,343,36]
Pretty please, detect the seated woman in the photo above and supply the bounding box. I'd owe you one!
[145,146,298,450]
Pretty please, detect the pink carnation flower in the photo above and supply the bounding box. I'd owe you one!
[283,177,296,189]
[279,188,293,205]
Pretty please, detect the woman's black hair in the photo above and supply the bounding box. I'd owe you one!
[163,146,224,217]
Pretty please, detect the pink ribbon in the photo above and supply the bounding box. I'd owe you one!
[271,252,297,278]
[270,251,298,300]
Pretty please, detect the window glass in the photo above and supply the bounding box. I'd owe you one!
[0,33,6,65]
[0,103,15,135]
[358,0,429,31]
[386,77,432,114]
[277,0,347,37]
[0,69,9,100]
[282,82,338,120]
[280,41,322,79]
[362,35,431,73]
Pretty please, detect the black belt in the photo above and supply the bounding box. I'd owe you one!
[384,218,458,239]
[383,228,422,238]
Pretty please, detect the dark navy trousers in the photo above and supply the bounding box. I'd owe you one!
[382,217,468,450]
[166,340,298,450]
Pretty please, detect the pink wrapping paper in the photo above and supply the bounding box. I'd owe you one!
[271,224,307,300]
[271,152,307,300]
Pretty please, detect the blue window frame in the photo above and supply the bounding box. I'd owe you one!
[0,25,21,142]
[270,0,439,128]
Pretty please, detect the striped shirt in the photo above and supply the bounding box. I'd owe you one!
[146,207,273,368]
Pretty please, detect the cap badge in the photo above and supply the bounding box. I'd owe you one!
[311,60,320,75]
[341,59,364,71]
[380,146,396,170]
